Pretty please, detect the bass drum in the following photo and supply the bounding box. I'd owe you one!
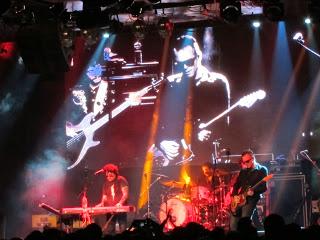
[159,198,194,230]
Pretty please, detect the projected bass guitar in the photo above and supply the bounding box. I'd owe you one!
[66,79,163,170]
[198,89,266,130]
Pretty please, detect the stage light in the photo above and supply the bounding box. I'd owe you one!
[157,16,174,38]
[252,21,261,28]
[102,32,110,38]
[132,18,147,40]
[220,0,242,23]
[304,17,311,24]
[263,0,284,21]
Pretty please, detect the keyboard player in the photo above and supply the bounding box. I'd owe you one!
[95,164,129,234]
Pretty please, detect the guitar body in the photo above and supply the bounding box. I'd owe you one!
[229,174,273,215]
[230,194,247,215]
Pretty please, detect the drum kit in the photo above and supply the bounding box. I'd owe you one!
[158,170,233,231]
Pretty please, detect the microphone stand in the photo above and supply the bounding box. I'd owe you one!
[300,151,320,173]
[211,138,222,228]
[295,40,320,58]
[299,150,319,225]
[140,175,163,219]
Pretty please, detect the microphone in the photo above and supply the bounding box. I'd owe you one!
[213,138,222,144]
[94,168,105,175]
[293,32,304,43]
[300,149,308,154]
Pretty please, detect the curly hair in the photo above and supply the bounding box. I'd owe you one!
[103,163,119,176]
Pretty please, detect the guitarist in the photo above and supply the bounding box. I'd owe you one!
[152,34,231,168]
[229,150,268,231]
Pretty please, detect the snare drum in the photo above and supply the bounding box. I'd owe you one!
[159,198,194,230]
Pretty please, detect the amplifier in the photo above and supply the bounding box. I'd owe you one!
[32,215,57,228]
[267,174,309,227]
[269,165,302,174]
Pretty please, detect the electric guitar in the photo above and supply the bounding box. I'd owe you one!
[152,90,267,167]
[198,89,266,129]
[230,174,273,215]
[66,78,163,170]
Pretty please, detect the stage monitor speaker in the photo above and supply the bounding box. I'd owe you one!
[32,214,57,228]
[268,173,308,227]
[16,23,69,74]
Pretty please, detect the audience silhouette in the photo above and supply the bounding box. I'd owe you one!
[5,213,320,240]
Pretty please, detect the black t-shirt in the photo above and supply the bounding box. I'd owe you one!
[232,164,268,200]
[102,175,128,206]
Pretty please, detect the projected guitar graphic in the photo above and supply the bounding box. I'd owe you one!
[198,89,266,129]
[151,139,195,168]
[66,79,163,170]
[153,90,267,168]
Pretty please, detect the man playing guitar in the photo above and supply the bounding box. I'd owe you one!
[229,150,268,231]
[151,34,230,168]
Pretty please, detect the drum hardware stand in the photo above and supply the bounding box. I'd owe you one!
[212,138,222,164]
[211,139,228,228]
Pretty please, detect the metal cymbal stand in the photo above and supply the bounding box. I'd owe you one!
[212,138,222,164]
[211,138,222,228]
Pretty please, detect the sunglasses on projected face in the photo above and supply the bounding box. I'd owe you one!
[175,58,196,68]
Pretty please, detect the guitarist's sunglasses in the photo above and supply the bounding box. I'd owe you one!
[242,158,253,164]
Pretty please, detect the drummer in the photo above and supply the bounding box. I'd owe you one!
[199,162,225,194]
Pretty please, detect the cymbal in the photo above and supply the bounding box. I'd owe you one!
[160,180,185,188]
[213,169,229,176]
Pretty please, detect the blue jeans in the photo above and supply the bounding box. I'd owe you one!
[229,198,258,231]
